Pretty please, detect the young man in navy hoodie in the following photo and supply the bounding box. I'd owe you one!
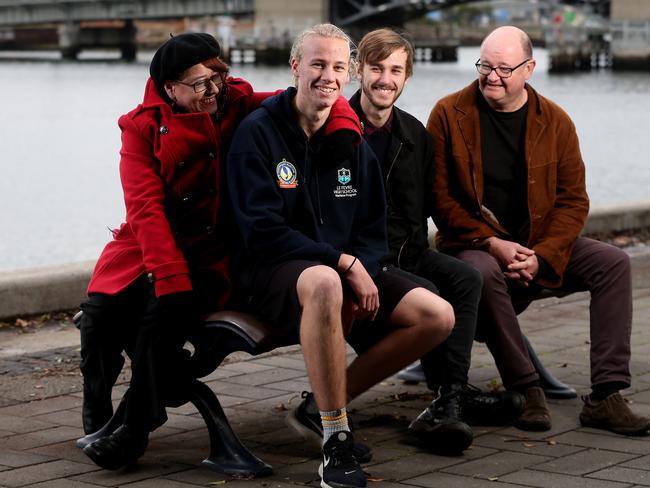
[227,24,454,488]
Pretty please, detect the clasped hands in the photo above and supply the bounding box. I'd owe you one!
[487,236,539,286]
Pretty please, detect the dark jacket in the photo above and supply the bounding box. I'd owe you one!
[349,90,435,272]
[427,81,589,287]
[227,87,388,289]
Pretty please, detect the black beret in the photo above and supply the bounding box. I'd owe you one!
[149,32,221,96]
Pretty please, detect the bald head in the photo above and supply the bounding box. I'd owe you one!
[481,26,533,60]
[477,25,535,112]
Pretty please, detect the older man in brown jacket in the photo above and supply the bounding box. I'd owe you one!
[427,25,649,435]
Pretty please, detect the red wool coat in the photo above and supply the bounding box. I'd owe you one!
[87,77,361,304]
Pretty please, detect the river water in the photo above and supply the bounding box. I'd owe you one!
[0,47,648,272]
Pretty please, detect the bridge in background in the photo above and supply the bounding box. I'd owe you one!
[0,0,610,26]
[0,0,254,59]
[332,0,609,28]
[0,0,254,25]
[0,0,616,61]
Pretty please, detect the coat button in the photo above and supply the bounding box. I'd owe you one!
[159,126,169,135]
[182,197,189,203]
[206,225,214,234]
[208,152,215,159]
[178,161,185,167]
[147,272,154,282]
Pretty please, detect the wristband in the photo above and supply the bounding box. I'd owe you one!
[343,257,357,275]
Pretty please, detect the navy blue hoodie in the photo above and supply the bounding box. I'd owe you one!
[227,87,388,290]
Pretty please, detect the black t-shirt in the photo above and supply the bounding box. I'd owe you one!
[479,95,529,242]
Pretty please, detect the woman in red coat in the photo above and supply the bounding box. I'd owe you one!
[79,32,361,470]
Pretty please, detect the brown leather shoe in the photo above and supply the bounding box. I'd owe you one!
[580,392,650,436]
[513,386,552,431]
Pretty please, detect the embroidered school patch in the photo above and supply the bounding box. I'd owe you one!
[337,167,351,185]
[334,167,357,198]
[276,159,298,188]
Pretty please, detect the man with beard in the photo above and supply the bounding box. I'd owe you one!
[348,28,524,455]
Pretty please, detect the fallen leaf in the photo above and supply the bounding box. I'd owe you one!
[227,474,255,480]
[524,443,535,448]
[488,476,499,481]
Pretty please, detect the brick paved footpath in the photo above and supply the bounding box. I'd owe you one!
[0,259,649,487]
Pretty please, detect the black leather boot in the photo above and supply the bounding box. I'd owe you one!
[409,384,474,455]
[82,424,149,470]
[460,384,526,426]
[82,384,114,435]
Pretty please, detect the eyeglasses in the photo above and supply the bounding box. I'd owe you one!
[175,73,224,93]
[475,58,530,78]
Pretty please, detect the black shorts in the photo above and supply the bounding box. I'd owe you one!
[346,266,438,354]
[247,260,420,346]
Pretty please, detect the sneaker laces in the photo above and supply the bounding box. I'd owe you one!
[327,437,357,466]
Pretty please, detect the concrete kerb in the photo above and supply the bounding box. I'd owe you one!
[0,260,95,320]
[1,201,650,320]
[584,200,650,234]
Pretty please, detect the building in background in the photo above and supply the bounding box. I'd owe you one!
[610,0,650,69]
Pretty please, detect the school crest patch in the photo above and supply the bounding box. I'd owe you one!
[276,159,298,188]
[337,167,351,185]
[334,167,357,198]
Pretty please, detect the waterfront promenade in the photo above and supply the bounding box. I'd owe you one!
[0,245,649,487]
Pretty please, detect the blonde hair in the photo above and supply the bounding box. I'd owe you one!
[289,23,357,79]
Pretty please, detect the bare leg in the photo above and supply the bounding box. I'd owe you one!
[297,265,348,411]
[346,287,454,400]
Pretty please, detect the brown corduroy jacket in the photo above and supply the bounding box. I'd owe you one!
[427,80,589,288]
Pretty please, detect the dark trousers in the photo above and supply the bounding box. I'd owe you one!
[79,277,198,435]
[456,237,632,390]
[79,283,139,434]
[388,248,483,391]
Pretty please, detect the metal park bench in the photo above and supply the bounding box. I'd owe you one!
[75,310,295,477]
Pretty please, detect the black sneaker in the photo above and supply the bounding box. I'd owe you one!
[287,392,372,463]
[319,431,367,488]
[408,384,473,454]
[82,424,148,470]
[460,384,525,426]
